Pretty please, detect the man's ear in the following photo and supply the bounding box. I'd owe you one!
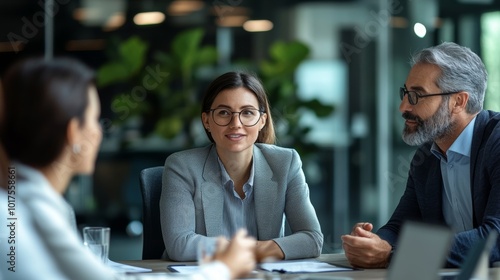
[452,91,469,113]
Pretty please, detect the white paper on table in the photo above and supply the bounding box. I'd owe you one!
[259,259,353,273]
[107,260,153,273]
[168,265,261,279]
[167,265,200,274]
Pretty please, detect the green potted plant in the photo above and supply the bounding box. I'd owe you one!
[97,28,218,149]
[258,40,335,156]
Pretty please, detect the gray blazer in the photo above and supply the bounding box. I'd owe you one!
[160,143,323,261]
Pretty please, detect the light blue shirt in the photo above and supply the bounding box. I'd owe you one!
[218,158,258,239]
[431,117,476,232]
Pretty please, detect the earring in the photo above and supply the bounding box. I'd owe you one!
[72,144,81,154]
[206,127,210,132]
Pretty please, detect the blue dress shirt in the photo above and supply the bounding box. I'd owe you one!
[218,157,258,239]
[431,117,476,232]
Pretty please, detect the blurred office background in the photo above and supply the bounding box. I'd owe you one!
[1,0,500,260]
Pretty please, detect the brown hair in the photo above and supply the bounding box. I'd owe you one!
[2,57,94,168]
[201,71,276,144]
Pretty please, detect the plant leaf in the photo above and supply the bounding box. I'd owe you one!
[119,36,148,72]
[196,46,218,66]
[302,99,335,117]
[155,117,183,139]
[97,63,132,87]
[97,36,149,87]
[172,28,204,81]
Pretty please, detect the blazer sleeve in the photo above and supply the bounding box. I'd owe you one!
[376,146,434,248]
[159,152,212,261]
[272,149,324,259]
[376,169,422,246]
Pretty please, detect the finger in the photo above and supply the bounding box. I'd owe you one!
[233,230,257,253]
[350,222,372,235]
[234,228,248,239]
[361,223,373,231]
[341,234,361,246]
[234,229,256,244]
[353,226,374,238]
[342,234,376,251]
[350,223,365,234]
[215,237,227,253]
[341,235,355,247]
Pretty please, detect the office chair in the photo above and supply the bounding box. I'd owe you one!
[139,166,165,260]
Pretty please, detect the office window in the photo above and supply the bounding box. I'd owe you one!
[482,11,500,111]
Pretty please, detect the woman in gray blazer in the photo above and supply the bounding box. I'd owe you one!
[160,71,324,261]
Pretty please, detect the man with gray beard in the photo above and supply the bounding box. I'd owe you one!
[342,42,500,269]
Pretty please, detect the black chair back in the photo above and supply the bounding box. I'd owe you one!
[139,166,165,259]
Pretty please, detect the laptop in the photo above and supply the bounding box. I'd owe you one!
[387,221,454,280]
[387,221,498,280]
[440,230,498,280]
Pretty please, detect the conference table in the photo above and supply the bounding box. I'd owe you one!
[116,253,470,279]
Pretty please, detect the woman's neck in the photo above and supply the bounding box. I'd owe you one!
[39,160,75,195]
[218,148,253,191]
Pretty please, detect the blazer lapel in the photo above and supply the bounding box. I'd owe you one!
[470,111,486,190]
[424,158,445,223]
[253,146,280,239]
[201,146,225,237]
[469,111,488,227]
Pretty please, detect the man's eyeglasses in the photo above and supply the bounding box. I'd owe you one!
[208,108,265,127]
[399,85,460,105]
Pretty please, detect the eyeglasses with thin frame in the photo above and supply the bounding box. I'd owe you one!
[400,84,461,105]
[208,108,265,127]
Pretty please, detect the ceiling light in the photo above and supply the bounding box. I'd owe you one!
[211,6,250,17]
[216,15,249,27]
[73,7,102,23]
[168,0,204,16]
[103,12,125,31]
[243,20,273,32]
[414,23,427,38]
[74,0,125,27]
[134,11,165,25]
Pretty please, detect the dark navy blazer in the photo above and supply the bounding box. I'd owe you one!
[378,110,500,267]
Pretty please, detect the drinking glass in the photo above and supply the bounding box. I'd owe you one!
[83,227,110,264]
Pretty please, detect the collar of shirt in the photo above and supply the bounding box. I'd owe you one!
[14,161,78,233]
[431,116,476,161]
[217,157,255,196]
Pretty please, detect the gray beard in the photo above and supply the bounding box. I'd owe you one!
[402,101,455,146]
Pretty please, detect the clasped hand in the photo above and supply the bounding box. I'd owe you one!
[341,222,392,268]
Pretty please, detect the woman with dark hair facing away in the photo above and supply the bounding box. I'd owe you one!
[160,71,323,261]
[0,56,114,280]
[0,58,256,280]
